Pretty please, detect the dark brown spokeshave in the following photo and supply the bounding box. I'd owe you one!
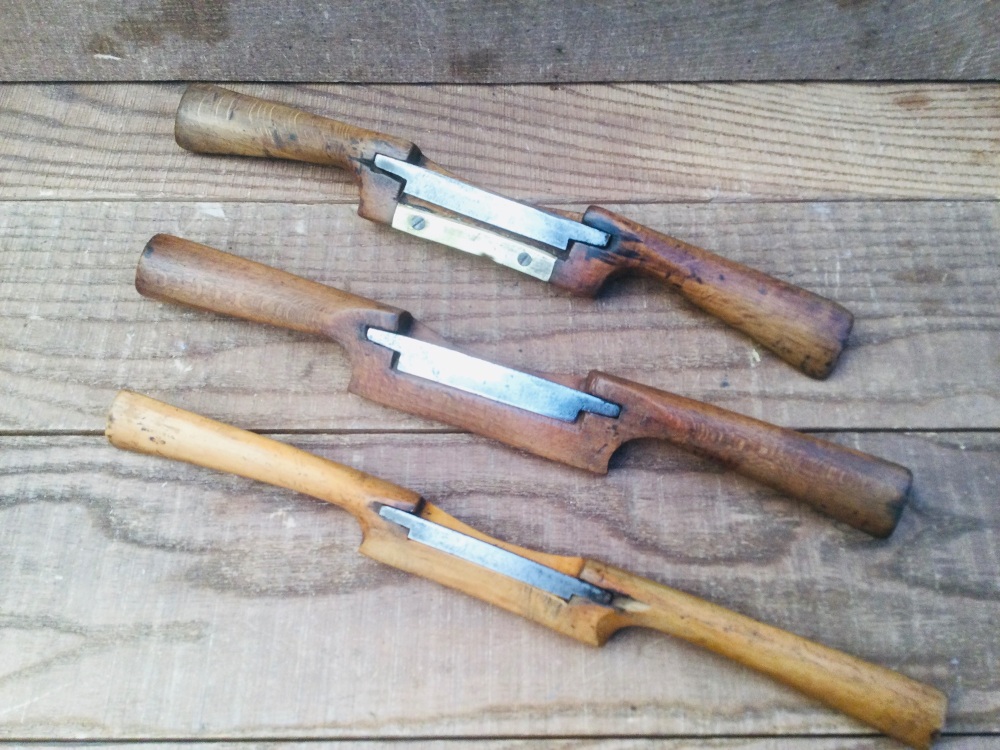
[137,234,911,537]
[174,84,854,379]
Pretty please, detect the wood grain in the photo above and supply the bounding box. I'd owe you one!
[0,428,993,739]
[11,740,999,750]
[131,235,913,537]
[0,1,997,82]
[570,206,855,378]
[1,70,996,748]
[174,83,418,180]
[171,83,859,378]
[2,83,998,204]
[1,200,996,433]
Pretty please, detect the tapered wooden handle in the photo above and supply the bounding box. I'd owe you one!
[580,206,854,379]
[583,561,946,749]
[136,234,406,347]
[175,83,416,177]
[590,372,911,536]
[106,391,420,522]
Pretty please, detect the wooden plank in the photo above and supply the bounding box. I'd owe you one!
[0,429,993,738]
[7,740,996,750]
[2,82,998,204]
[1,200,997,433]
[0,1,998,83]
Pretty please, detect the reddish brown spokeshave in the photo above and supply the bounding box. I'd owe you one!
[174,84,854,379]
[136,234,911,537]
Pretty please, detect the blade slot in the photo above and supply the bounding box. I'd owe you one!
[366,328,621,422]
[379,506,613,605]
[374,154,610,251]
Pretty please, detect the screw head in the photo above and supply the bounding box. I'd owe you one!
[409,215,427,231]
[517,252,532,267]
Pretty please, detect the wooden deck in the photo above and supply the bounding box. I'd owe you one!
[1,6,999,748]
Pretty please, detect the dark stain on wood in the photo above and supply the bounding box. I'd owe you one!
[893,266,949,284]
[449,48,498,81]
[5,1,1000,81]
[857,28,881,52]
[86,33,124,59]
[86,0,230,59]
[970,144,999,166]
[895,93,933,110]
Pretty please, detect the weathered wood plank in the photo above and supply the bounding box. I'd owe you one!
[7,740,997,750]
[0,430,993,738]
[1,200,997,433]
[0,434,1000,737]
[0,1,998,83]
[1,83,997,204]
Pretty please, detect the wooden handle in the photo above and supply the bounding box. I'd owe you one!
[175,83,416,177]
[583,561,946,750]
[136,234,406,347]
[576,207,854,379]
[106,391,420,523]
[590,372,911,537]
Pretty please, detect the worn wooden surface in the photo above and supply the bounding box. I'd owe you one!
[1,79,998,746]
[3,199,997,432]
[1,1,999,83]
[4,83,999,203]
[11,743,1000,750]
[1,430,997,739]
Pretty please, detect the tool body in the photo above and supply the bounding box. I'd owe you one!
[136,235,911,536]
[106,391,946,749]
[175,84,854,379]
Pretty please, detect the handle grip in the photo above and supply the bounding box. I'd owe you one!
[590,372,911,537]
[175,83,416,177]
[584,561,946,750]
[106,391,421,521]
[136,234,406,347]
[579,207,854,379]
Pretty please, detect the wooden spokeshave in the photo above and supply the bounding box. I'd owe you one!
[135,235,911,537]
[106,391,946,749]
[175,84,854,379]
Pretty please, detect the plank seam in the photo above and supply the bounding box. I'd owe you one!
[2,428,998,439]
[2,197,999,206]
[0,730,994,743]
[4,77,999,85]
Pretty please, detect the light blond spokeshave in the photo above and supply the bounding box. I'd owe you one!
[107,391,947,749]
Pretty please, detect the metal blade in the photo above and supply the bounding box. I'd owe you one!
[374,155,610,251]
[366,328,621,422]
[391,204,556,282]
[379,506,613,605]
